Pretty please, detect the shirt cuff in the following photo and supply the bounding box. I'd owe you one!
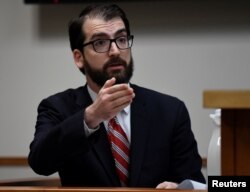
[83,120,100,137]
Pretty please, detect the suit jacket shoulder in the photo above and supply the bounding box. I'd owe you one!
[131,84,185,112]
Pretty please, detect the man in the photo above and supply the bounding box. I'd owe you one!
[28,4,205,188]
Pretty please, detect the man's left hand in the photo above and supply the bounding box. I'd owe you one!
[156,181,178,189]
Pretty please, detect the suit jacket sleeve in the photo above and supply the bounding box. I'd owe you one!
[168,100,205,183]
[28,90,90,176]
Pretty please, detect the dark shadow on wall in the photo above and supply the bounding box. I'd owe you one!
[37,4,83,39]
[36,0,250,39]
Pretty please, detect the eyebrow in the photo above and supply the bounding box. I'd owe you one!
[90,28,127,40]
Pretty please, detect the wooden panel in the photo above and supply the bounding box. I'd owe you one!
[0,157,28,166]
[220,109,250,175]
[235,110,250,175]
[204,91,250,176]
[203,90,250,108]
[221,110,236,175]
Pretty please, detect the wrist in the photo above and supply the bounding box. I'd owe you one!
[84,106,101,129]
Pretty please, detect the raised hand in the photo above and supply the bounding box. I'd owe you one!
[84,77,135,129]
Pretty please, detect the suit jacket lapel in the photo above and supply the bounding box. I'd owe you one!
[90,124,120,186]
[75,85,120,186]
[129,85,150,186]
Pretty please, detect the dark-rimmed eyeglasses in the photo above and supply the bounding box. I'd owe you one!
[82,35,134,53]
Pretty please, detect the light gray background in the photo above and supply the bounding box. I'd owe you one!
[0,0,249,180]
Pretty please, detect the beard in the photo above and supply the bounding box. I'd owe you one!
[81,56,134,87]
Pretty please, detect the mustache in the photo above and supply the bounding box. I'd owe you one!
[103,57,127,70]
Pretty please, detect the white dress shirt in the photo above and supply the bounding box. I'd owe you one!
[83,85,131,142]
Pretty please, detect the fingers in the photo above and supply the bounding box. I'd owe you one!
[102,84,134,116]
[102,79,133,96]
[100,78,135,103]
[108,87,134,101]
[156,181,178,189]
[111,94,134,111]
[86,78,135,127]
[102,77,116,89]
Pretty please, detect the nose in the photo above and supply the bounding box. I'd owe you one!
[108,41,120,56]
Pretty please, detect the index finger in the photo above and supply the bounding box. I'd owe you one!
[102,77,116,89]
[107,83,132,94]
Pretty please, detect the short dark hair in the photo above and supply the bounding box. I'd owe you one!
[68,4,131,52]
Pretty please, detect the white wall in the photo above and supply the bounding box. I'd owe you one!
[0,0,250,180]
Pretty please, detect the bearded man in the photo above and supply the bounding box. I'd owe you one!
[28,4,205,189]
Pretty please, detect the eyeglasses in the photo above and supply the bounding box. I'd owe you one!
[82,35,134,53]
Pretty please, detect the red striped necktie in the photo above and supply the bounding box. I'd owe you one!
[107,116,130,186]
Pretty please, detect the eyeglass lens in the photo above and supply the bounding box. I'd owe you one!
[93,36,132,53]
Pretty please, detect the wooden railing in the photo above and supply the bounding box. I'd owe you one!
[0,157,28,166]
[0,178,60,187]
[0,187,207,192]
[0,156,207,168]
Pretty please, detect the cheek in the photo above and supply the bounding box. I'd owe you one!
[85,52,106,69]
[121,51,131,63]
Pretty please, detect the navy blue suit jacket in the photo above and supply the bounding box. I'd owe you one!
[28,84,205,187]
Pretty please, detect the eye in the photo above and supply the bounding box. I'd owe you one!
[93,39,109,47]
[117,36,128,45]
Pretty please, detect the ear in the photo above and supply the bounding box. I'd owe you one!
[73,49,84,70]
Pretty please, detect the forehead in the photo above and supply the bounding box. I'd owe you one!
[83,17,126,39]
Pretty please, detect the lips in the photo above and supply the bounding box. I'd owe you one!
[103,58,127,72]
[107,62,126,69]
[108,64,125,70]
